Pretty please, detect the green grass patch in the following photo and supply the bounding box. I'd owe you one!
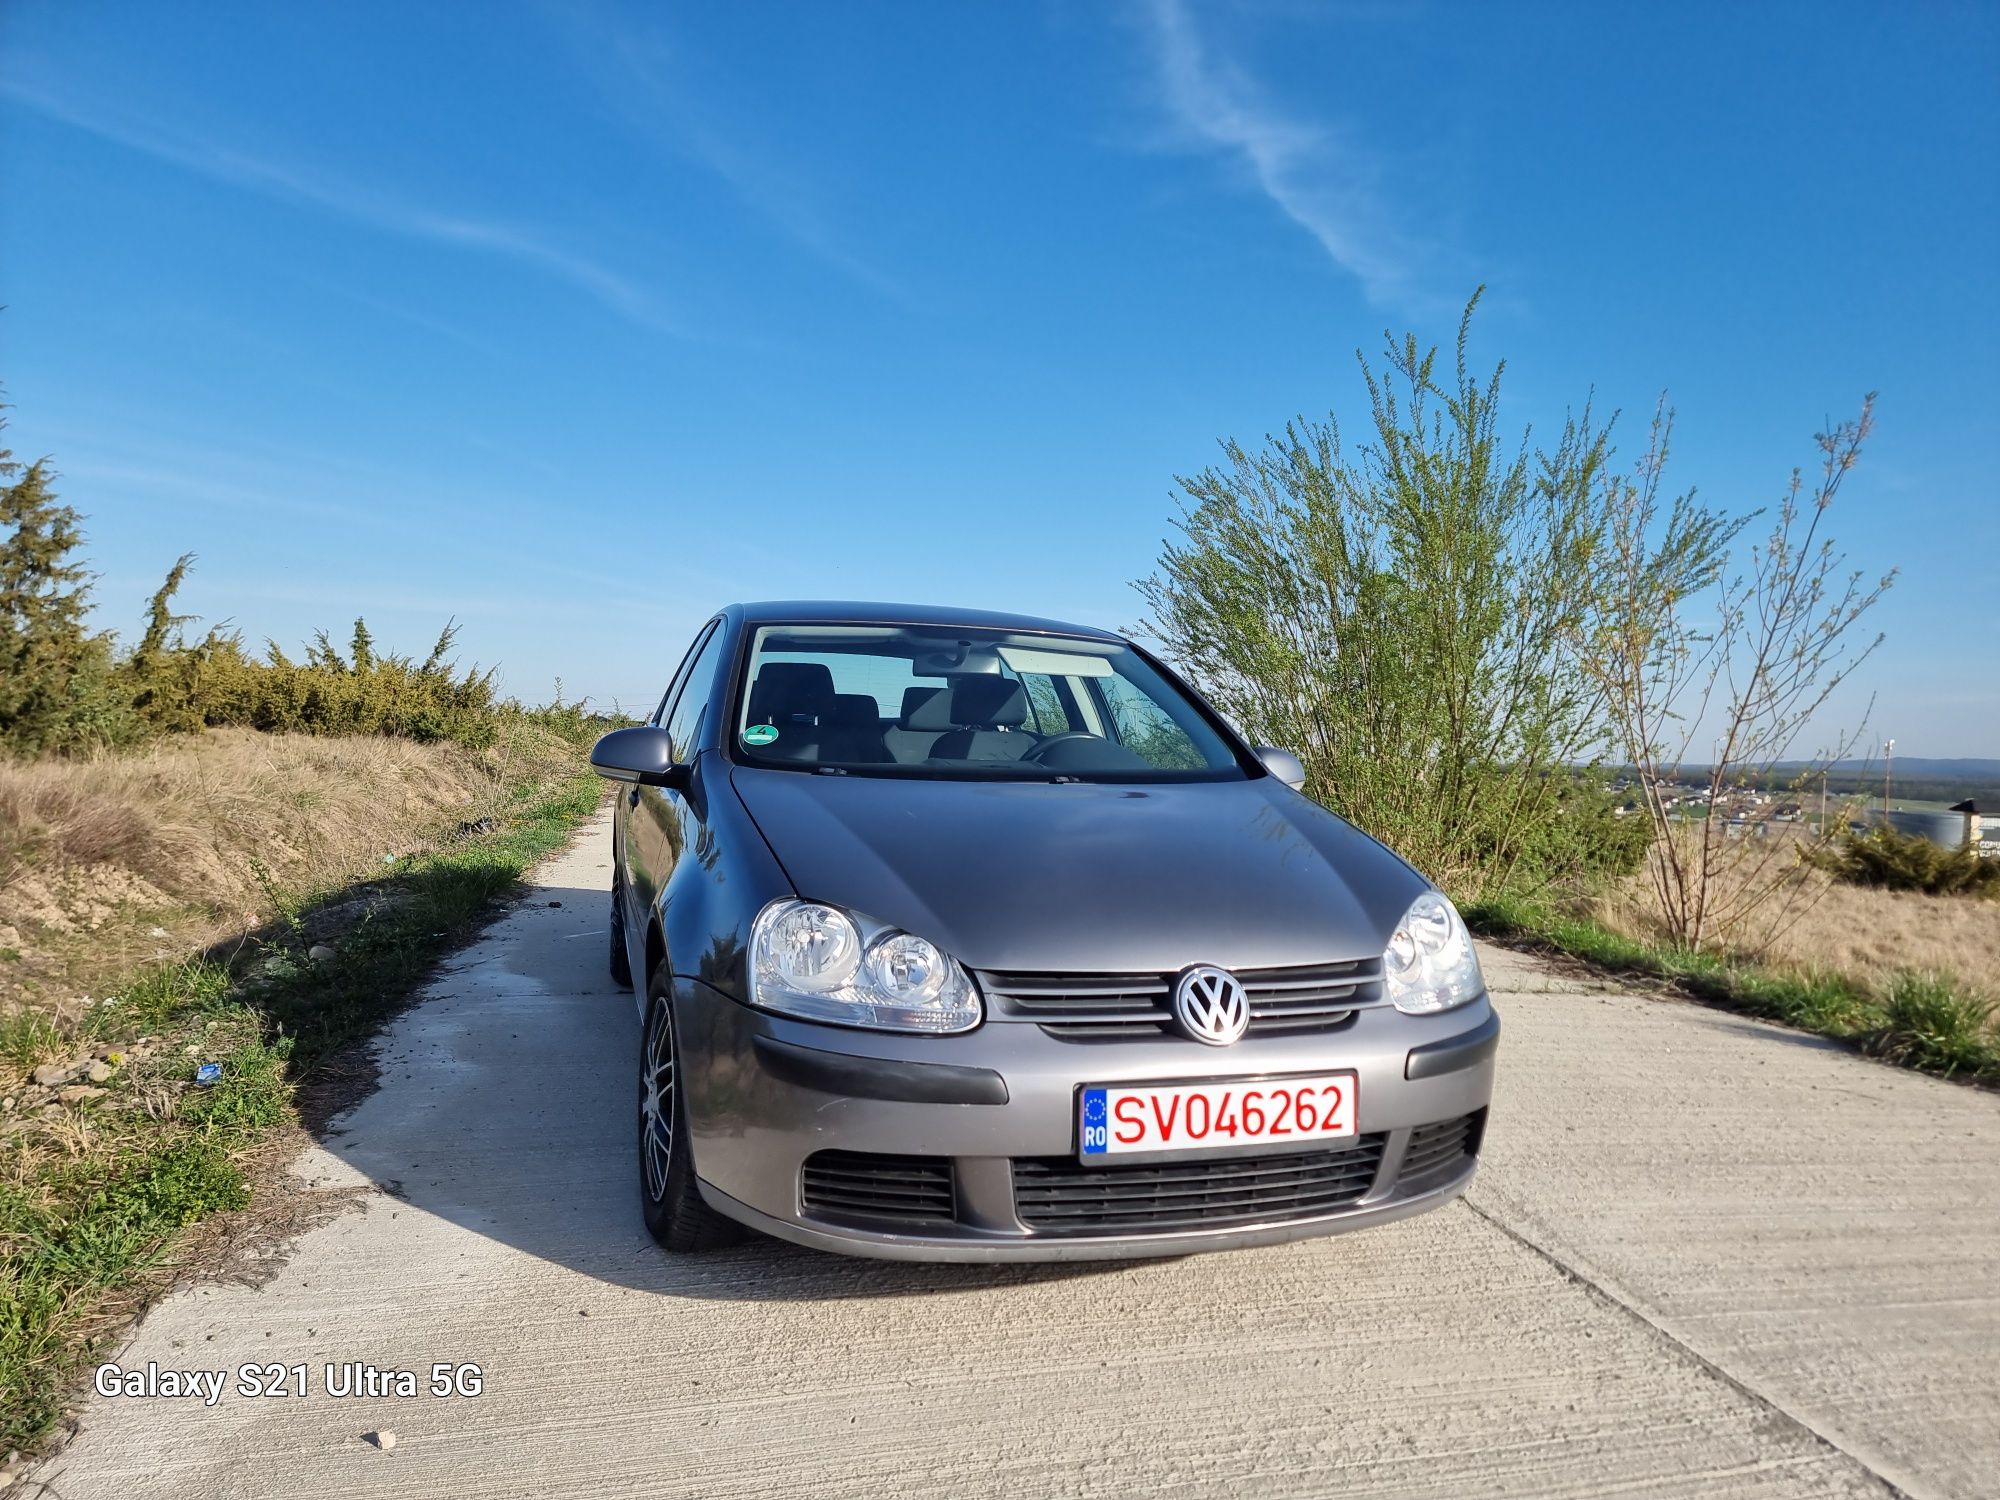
[1868,972,1999,1077]
[0,766,602,1456]
[1464,893,1999,1083]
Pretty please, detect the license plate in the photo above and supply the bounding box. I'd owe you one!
[1078,1074,1358,1159]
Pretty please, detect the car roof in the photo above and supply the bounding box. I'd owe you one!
[726,600,1125,641]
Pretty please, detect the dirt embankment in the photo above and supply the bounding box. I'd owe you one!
[0,726,581,1016]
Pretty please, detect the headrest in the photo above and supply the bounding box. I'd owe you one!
[900,685,943,724]
[747,662,836,726]
[827,693,880,729]
[908,675,1029,731]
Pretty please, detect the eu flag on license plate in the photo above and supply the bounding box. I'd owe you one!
[1080,1087,1109,1155]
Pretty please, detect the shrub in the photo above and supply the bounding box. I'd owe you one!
[1137,293,1623,897]
[1581,393,1891,951]
[133,618,504,749]
[1809,824,2000,900]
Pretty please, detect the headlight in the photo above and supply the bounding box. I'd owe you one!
[1383,891,1484,1014]
[757,901,861,992]
[751,899,982,1033]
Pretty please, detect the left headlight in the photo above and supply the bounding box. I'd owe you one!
[750,899,983,1034]
[1383,891,1484,1015]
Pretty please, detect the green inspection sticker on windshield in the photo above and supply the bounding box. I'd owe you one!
[742,724,780,746]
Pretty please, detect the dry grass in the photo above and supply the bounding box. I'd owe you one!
[1751,878,1997,995]
[0,725,578,1013]
[1588,831,1994,1000]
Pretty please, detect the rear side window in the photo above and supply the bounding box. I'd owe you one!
[663,625,728,762]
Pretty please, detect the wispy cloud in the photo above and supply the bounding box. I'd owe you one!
[542,4,903,301]
[296,278,515,363]
[1142,0,1428,308]
[1,78,678,333]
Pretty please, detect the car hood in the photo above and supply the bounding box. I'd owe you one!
[727,767,1428,974]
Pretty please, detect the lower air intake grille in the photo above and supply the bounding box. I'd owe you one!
[801,1151,956,1225]
[1011,1135,1388,1236]
[1397,1111,1484,1185]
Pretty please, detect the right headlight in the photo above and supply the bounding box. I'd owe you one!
[1383,891,1484,1015]
[750,899,983,1034]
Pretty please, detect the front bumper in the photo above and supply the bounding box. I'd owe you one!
[672,977,1498,1263]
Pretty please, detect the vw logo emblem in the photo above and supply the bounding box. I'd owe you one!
[1173,965,1249,1046]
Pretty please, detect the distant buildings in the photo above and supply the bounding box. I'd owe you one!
[1608,773,1998,856]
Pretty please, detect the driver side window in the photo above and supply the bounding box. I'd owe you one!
[651,622,717,727]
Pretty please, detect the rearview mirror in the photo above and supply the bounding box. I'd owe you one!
[1254,746,1306,790]
[590,726,689,788]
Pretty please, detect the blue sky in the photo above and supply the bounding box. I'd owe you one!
[1,1,1994,754]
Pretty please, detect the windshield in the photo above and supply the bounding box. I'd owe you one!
[730,624,1247,781]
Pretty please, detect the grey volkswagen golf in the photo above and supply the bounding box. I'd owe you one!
[589,601,1498,1261]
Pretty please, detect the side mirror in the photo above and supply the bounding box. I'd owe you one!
[1254,746,1307,791]
[590,726,689,788]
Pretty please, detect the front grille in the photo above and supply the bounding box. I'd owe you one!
[981,960,1384,1038]
[801,1151,956,1226]
[1011,1135,1388,1235]
[1397,1111,1483,1186]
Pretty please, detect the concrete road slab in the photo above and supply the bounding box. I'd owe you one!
[31,814,1995,1498]
[1471,946,2000,1499]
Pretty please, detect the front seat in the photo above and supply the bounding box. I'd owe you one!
[883,685,945,764]
[821,692,890,763]
[744,662,836,760]
[909,677,1035,762]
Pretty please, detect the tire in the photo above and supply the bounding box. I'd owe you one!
[608,865,633,990]
[638,970,743,1252]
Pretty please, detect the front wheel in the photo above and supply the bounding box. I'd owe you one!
[607,865,633,990]
[638,973,742,1252]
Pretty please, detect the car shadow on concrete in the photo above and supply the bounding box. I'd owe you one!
[314,880,1134,1303]
[1687,1012,1857,1054]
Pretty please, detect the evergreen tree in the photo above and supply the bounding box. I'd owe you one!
[0,418,128,754]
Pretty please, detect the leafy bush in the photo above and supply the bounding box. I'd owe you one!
[1809,824,1999,900]
[1137,294,1624,898]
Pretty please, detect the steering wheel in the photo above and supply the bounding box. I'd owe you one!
[1021,732,1104,762]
